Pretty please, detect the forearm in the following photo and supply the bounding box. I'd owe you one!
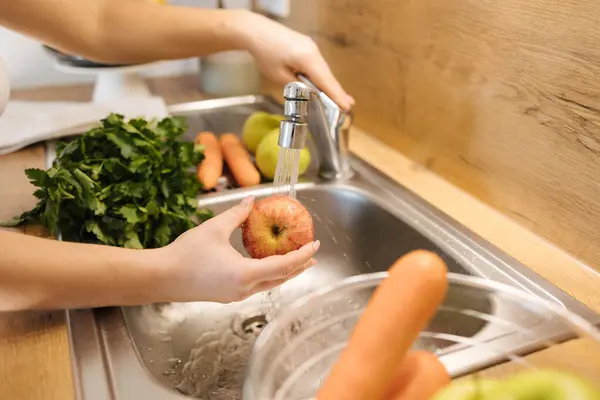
[0,231,168,311]
[0,0,254,65]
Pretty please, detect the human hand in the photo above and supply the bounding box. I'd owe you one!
[236,11,355,111]
[157,196,320,303]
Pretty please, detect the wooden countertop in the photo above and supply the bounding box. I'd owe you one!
[1,75,599,399]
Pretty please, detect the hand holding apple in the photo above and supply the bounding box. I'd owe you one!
[157,196,319,303]
[242,195,315,259]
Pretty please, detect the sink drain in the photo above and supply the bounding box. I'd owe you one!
[242,315,268,335]
[240,315,302,337]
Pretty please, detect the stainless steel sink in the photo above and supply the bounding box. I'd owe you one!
[51,96,600,400]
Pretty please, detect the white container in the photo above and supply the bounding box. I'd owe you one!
[51,61,160,103]
[198,50,261,96]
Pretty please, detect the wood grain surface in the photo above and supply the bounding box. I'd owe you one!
[0,80,95,400]
[0,145,73,400]
[268,0,600,270]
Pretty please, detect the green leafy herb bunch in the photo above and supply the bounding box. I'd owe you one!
[11,113,213,249]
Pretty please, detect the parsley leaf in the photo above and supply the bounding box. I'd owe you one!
[7,113,214,249]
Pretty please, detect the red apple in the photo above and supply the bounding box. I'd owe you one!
[242,195,315,259]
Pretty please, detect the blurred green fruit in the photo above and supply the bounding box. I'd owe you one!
[256,130,311,180]
[242,111,285,153]
[431,378,500,400]
[433,370,600,400]
[483,369,600,400]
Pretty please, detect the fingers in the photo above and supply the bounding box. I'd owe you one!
[273,67,298,87]
[315,250,448,400]
[387,351,451,400]
[299,55,355,112]
[208,196,254,236]
[247,240,320,283]
[247,258,316,297]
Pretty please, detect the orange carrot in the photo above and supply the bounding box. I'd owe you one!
[195,131,223,190]
[387,351,451,400]
[316,250,449,400]
[220,133,261,187]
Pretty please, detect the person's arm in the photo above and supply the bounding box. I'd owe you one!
[0,230,166,310]
[0,196,319,311]
[0,0,246,65]
[0,0,354,110]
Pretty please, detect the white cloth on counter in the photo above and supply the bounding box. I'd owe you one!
[0,96,170,155]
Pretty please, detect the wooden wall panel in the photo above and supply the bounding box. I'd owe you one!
[266,0,600,269]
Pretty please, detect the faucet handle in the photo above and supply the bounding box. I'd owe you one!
[295,74,353,128]
[295,74,334,108]
[295,74,352,113]
[295,74,318,93]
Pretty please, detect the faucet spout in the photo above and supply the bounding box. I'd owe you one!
[278,74,354,180]
[278,81,310,150]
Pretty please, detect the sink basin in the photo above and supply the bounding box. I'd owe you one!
[123,186,492,399]
[52,95,600,400]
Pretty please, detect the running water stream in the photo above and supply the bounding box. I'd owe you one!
[273,147,302,198]
[177,145,305,400]
[260,146,303,317]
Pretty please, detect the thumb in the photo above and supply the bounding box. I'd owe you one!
[212,196,255,235]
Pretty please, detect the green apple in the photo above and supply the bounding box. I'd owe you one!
[242,111,285,153]
[484,369,600,400]
[255,130,311,180]
[431,378,500,400]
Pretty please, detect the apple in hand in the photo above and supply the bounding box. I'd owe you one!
[242,195,314,259]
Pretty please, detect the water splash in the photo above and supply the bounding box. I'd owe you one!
[175,314,263,400]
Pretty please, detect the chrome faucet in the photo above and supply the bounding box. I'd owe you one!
[277,74,353,180]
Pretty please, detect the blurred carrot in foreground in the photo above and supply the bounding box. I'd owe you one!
[387,350,451,400]
[316,250,450,400]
